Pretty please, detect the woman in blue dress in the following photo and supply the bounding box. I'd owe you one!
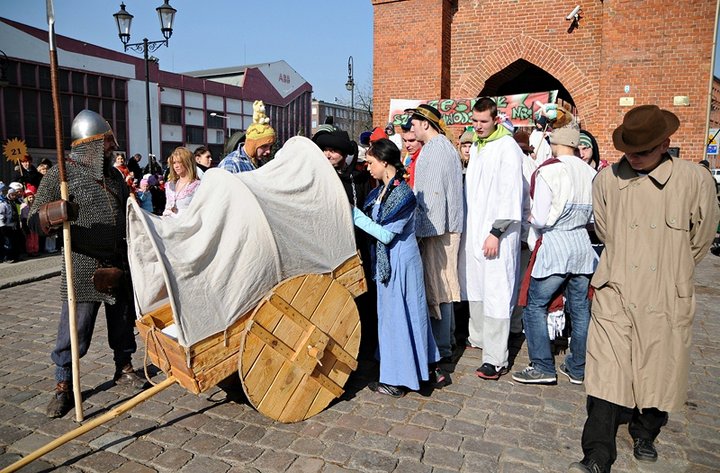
[352,139,440,397]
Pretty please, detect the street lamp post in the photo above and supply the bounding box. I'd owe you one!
[113,1,177,160]
[345,56,355,142]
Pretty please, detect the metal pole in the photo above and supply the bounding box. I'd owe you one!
[143,38,153,158]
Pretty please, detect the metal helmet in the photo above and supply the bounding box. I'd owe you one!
[70,109,115,145]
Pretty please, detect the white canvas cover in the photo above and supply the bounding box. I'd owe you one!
[127,136,357,347]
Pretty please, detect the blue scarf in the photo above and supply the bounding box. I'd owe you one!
[363,172,416,284]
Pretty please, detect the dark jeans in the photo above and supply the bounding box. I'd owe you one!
[52,299,137,383]
[581,395,668,470]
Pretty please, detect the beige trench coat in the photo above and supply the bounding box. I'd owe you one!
[585,156,719,412]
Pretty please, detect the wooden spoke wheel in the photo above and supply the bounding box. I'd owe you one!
[238,274,361,423]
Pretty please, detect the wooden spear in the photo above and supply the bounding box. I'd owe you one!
[46,0,83,422]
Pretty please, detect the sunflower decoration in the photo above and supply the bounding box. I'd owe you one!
[3,138,28,164]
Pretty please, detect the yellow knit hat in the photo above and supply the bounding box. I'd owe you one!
[244,100,275,158]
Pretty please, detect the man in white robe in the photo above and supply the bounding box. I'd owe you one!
[460,97,526,380]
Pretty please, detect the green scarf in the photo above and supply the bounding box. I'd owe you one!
[474,125,511,150]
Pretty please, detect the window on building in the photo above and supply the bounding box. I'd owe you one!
[5,61,19,87]
[58,69,69,92]
[20,63,36,87]
[4,91,21,138]
[186,125,204,144]
[101,99,114,120]
[40,92,55,149]
[161,105,182,125]
[101,77,113,97]
[38,66,51,91]
[207,111,224,129]
[87,75,99,97]
[73,96,86,119]
[23,92,39,147]
[114,79,126,100]
[71,72,84,94]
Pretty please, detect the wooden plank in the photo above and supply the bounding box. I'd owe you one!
[343,322,362,359]
[310,370,344,398]
[244,346,286,407]
[240,331,264,378]
[335,266,366,294]
[247,321,295,360]
[331,254,362,278]
[189,332,243,373]
[325,339,358,371]
[328,298,360,347]
[171,367,201,394]
[305,387,337,419]
[290,274,332,317]
[268,294,313,331]
[275,274,305,301]
[256,361,303,419]
[143,304,174,328]
[188,310,250,358]
[241,303,285,375]
[345,279,368,298]
[278,376,320,423]
[196,353,241,393]
[310,280,351,333]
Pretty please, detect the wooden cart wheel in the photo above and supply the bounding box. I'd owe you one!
[238,274,361,423]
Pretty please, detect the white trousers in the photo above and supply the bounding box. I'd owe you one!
[468,300,510,367]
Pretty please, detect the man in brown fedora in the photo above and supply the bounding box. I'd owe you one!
[569,105,719,473]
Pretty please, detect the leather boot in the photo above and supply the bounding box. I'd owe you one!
[46,382,73,418]
[113,364,147,390]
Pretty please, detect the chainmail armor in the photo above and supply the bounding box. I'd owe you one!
[30,138,130,304]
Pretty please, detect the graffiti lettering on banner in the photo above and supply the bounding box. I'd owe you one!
[389,91,559,129]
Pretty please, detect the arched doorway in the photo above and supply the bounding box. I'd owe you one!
[479,59,575,107]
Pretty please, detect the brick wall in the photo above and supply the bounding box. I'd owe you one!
[372,0,717,161]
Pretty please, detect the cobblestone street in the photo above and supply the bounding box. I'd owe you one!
[0,256,718,472]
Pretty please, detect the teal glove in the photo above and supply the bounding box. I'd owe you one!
[352,207,395,244]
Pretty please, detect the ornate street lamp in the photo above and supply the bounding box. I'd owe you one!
[113,1,177,159]
[345,56,355,142]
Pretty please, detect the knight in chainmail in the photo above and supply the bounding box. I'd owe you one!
[30,110,146,418]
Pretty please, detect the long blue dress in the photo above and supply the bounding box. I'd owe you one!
[368,187,440,390]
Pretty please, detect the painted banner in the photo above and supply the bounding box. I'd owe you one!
[388,91,559,128]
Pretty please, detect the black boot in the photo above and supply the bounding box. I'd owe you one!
[113,364,147,390]
[46,382,73,418]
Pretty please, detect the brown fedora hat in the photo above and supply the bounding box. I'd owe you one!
[612,105,679,153]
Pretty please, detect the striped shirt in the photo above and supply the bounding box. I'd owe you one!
[530,155,598,278]
[413,134,464,238]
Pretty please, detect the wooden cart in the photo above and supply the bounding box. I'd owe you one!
[136,253,366,423]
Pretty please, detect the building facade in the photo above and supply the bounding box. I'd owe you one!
[0,17,312,181]
[372,0,718,162]
[311,99,373,138]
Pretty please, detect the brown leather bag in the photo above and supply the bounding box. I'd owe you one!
[38,200,78,235]
[92,267,124,296]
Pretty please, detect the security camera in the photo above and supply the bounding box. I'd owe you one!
[566,5,581,20]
